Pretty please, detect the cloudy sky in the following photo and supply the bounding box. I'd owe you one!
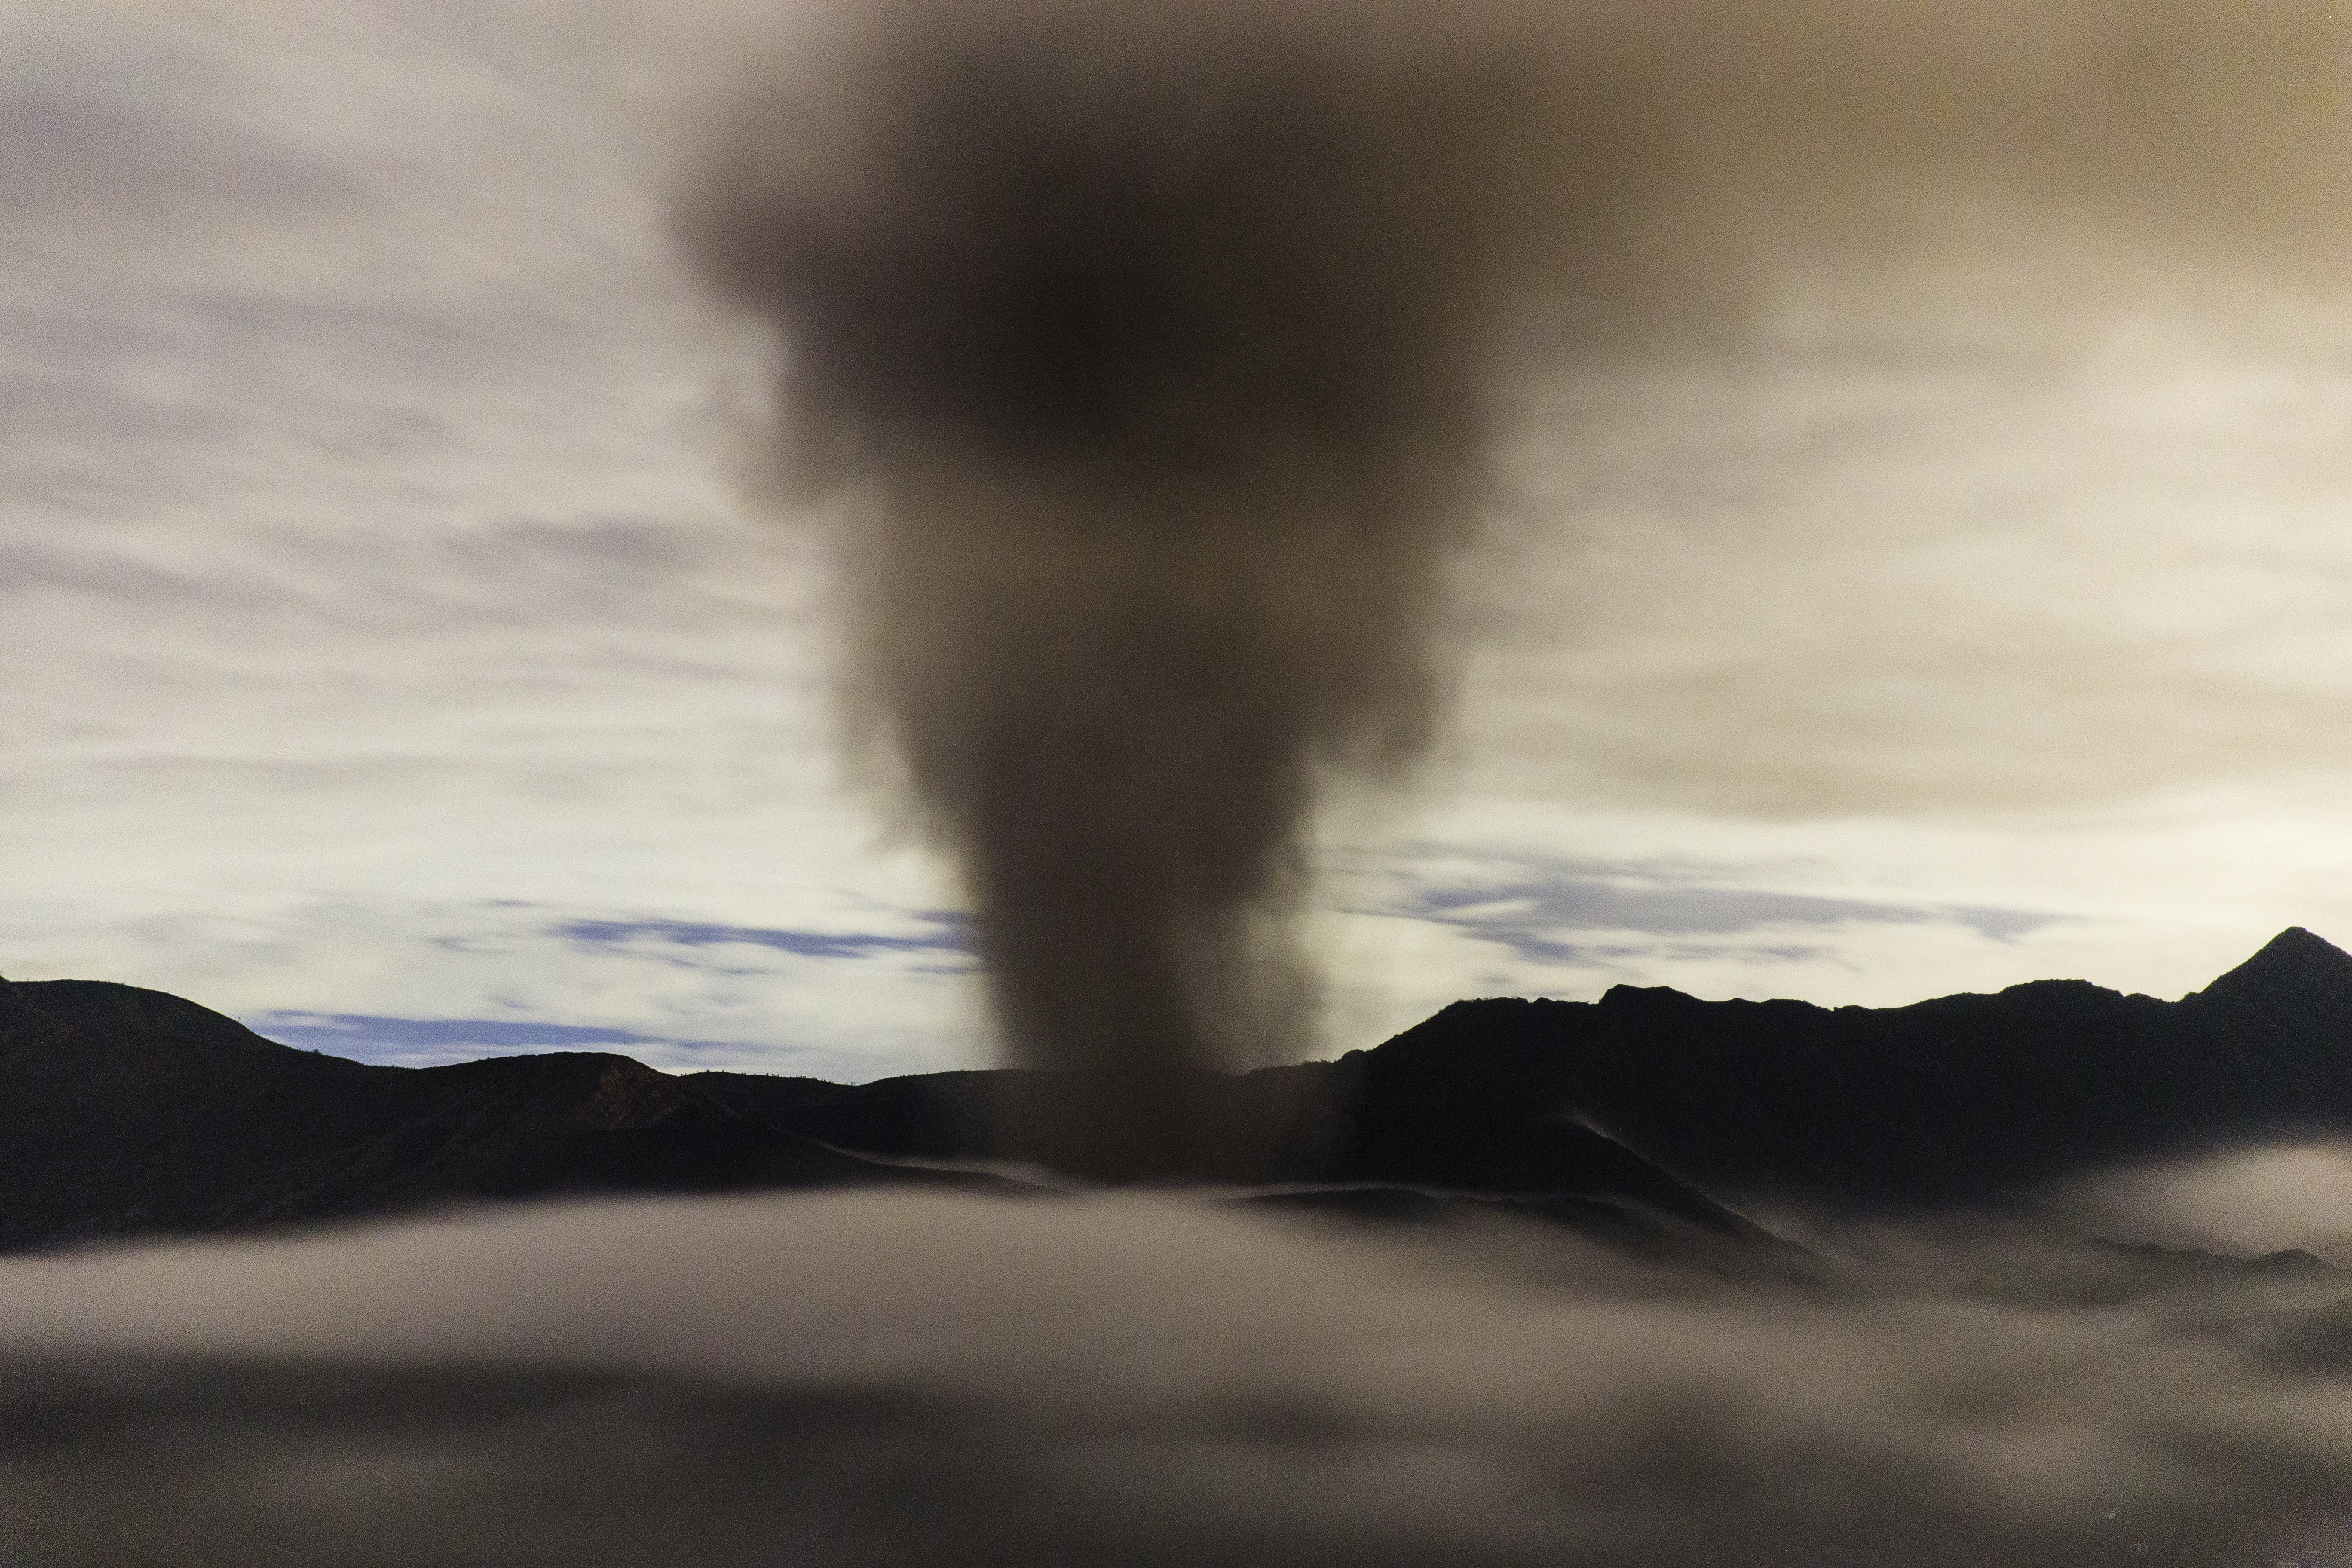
[7,0,2352,1081]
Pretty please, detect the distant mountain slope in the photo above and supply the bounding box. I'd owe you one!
[0,978,948,1253]
[1364,927,2352,1209]
[690,929,2352,1213]
[683,1058,1744,1233]
[9,928,2346,1250]
[0,976,1746,1254]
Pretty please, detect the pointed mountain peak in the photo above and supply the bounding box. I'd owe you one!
[2205,926,2352,985]
[2193,927,2352,1010]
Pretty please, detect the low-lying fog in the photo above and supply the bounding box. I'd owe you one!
[7,1163,2352,1567]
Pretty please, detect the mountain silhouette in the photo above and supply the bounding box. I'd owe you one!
[0,981,1741,1254]
[687,928,2352,1210]
[0,978,972,1253]
[1532,927,2352,1206]
[5,928,2349,1251]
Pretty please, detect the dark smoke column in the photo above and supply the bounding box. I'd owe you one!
[680,2,1555,1176]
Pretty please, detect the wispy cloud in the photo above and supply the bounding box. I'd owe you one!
[1365,853,2064,969]
[554,914,974,963]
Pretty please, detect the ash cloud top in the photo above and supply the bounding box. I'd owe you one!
[677,0,1584,1170]
[674,0,2352,1164]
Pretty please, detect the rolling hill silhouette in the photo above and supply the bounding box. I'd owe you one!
[0,977,968,1253]
[4,928,2348,1252]
[1344,926,2352,1208]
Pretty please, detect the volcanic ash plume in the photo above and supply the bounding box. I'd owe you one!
[678,2,1579,1172]
[677,0,2352,1174]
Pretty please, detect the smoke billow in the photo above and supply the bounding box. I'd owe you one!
[677,0,2352,1171]
[677,3,1575,1173]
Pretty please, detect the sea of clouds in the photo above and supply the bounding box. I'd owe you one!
[6,1183,2352,1566]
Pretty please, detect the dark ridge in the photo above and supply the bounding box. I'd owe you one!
[1533,930,2352,1208]
[2185,926,2352,1095]
[9,928,2346,1249]
[0,980,968,1253]
[0,979,1739,1255]
[2193,925,2352,1008]
[0,971,46,1026]
[683,1045,1739,1234]
[686,928,2352,1214]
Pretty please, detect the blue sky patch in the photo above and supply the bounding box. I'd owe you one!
[551,914,973,961]
[243,1011,771,1067]
[1390,861,2063,967]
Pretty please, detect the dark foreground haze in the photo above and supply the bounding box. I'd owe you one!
[6,1191,2352,1567]
[676,0,2352,1170]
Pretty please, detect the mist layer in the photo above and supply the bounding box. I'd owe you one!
[6,1191,2352,1566]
